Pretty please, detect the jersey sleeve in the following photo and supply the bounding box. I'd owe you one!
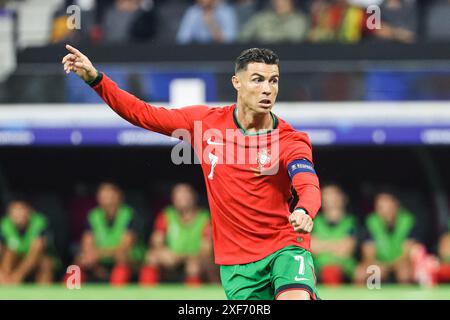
[91,73,210,136]
[154,212,167,234]
[284,132,321,219]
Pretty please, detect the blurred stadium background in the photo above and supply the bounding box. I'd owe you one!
[1,0,450,299]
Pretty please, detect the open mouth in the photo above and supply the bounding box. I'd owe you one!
[259,99,271,106]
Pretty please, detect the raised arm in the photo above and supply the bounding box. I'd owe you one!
[62,44,209,136]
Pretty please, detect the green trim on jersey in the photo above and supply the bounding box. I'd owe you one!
[366,209,415,263]
[164,206,210,255]
[88,205,133,249]
[233,106,278,136]
[313,214,357,276]
[0,212,47,255]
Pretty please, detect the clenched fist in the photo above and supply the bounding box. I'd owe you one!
[289,209,313,234]
[61,44,98,83]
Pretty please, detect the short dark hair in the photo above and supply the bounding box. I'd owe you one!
[375,185,400,201]
[235,48,279,73]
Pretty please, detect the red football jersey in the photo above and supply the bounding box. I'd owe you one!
[92,74,321,265]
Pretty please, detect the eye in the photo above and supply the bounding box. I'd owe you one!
[271,78,279,84]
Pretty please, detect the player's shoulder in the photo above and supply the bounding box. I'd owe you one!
[276,116,312,146]
[181,104,234,116]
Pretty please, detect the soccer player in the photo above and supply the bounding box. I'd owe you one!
[139,183,212,286]
[355,189,418,284]
[437,223,450,283]
[0,199,55,284]
[62,45,322,300]
[75,182,136,285]
[311,184,357,285]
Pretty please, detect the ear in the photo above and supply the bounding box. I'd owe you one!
[231,75,241,91]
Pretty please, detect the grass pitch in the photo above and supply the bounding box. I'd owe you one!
[0,284,448,300]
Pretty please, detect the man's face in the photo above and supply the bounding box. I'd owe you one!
[97,184,122,214]
[198,0,215,9]
[117,0,140,11]
[272,0,293,15]
[375,193,399,222]
[8,201,31,229]
[233,62,279,114]
[322,185,346,217]
[172,184,196,212]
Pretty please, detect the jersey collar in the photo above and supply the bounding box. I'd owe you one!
[233,105,279,136]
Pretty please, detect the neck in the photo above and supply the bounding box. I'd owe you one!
[324,208,344,223]
[179,207,197,221]
[103,206,118,218]
[236,102,273,134]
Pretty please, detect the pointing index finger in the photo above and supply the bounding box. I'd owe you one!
[66,44,82,57]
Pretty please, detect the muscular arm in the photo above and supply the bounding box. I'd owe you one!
[11,237,46,282]
[62,45,209,137]
[81,231,135,264]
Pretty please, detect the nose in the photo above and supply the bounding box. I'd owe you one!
[262,80,271,95]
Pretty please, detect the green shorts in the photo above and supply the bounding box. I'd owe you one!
[220,246,320,300]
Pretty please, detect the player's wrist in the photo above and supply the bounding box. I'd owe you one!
[292,207,308,216]
[85,69,102,87]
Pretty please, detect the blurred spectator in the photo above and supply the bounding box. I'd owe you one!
[372,0,418,44]
[233,0,257,28]
[355,189,419,284]
[75,182,136,285]
[347,0,383,5]
[308,0,366,43]
[311,184,357,285]
[176,0,238,44]
[103,0,157,44]
[0,199,55,284]
[437,223,450,282]
[139,183,212,286]
[239,0,309,43]
[50,0,100,44]
[153,0,190,43]
[425,0,450,41]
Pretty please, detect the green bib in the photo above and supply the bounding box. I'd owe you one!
[0,212,47,255]
[313,214,357,276]
[314,214,355,240]
[164,206,210,255]
[88,205,133,249]
[366,210,415,263]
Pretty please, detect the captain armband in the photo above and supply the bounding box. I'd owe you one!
[287,158,316,180]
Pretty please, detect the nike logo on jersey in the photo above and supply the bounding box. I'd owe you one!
[294,276,309,281]
[206,138,224,146]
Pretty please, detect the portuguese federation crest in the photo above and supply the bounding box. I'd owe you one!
[257,148,271,170]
